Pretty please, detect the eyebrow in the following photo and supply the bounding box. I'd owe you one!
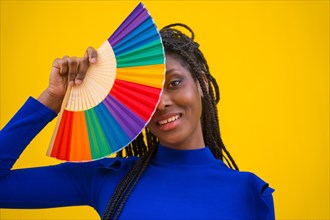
[165,68,176,75]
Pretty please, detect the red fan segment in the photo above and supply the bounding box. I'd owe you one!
[50,110,73,160]
[110,79,162,122]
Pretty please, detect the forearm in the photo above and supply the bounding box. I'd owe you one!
[0,164,89,209]
[0,97,57,177]
[38,89,64,114]
[0,99,97,209]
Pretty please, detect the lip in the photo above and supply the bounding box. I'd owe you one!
[156,113,182,124]
[154,113,182,131]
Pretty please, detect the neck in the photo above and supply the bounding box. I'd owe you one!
[153,144,219,166]
[159,141,205,151]
[159,124,205,150]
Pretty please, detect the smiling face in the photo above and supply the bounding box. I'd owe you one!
[147,54,205,150]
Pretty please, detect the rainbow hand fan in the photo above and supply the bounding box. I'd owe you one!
[47,2,165,162]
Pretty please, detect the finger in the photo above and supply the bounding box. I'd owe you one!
[59,56,69,75]
[86,47,98,64]
[75,57,89,85]
[52,57,68,75]
[67,57,79,86]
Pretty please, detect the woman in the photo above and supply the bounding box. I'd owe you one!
[0,24,275,219]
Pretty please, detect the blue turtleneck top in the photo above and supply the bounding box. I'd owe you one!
[0,97,275,219]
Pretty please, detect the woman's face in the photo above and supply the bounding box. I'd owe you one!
[147,54,205,150]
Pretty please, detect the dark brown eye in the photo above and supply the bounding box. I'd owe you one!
[169,80,181,88]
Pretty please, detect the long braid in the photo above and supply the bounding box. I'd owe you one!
[161,23,238,169]
[102,23,239,219]
[112,146,155,220]
[102,131,157,220]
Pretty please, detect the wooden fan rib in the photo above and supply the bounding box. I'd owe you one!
[65,40,116,112]
[78,86,87,111]
[85,78,108,101]
[67,75,110,111]
[80,85,90,111]
[84,71,114,88]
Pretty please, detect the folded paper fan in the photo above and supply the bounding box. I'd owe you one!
[47,2,165,162]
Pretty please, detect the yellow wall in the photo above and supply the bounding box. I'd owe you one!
[1,1,329,219]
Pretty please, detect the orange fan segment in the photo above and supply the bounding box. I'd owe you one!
[69,111,92,161]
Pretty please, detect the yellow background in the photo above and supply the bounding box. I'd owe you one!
[0,0,329,219]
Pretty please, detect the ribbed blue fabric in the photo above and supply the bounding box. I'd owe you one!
[0,97,275,219]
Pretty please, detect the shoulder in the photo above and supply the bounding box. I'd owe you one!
[239,171,274,197]
[218,167,275,219]
[229,169,268,186]
[97,156,139,171]
[222,166,273,193]
[213,161,274,197]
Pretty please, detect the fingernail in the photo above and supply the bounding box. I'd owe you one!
[90,58,96,63]
[75,79,82,85]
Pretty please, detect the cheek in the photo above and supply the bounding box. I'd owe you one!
[175,86,202,114]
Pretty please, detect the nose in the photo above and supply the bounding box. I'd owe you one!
[157,90,171,110]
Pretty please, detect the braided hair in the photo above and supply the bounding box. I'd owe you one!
[102,23,238,220]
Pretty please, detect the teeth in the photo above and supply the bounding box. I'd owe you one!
[158,115,180,125]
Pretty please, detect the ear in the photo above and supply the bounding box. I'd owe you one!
[197,71,209,96]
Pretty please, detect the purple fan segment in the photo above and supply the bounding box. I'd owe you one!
[103,94,146,140]
[108,2,149,47]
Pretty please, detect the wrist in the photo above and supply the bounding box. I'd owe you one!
[37,89,64,113]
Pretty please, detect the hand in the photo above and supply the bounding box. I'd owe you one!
[38,47,98,113]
